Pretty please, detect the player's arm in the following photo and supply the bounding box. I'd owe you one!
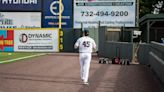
[92,40,97,51]
[74,39,80,49]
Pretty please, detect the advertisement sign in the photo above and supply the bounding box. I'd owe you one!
[74,0,136,28]
[14,29,59,52]
[43,0,73,28]
[0,12,41,28]
[0,0,41,11]
[0,30,14,52]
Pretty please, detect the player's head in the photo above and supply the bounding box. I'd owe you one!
[83,30,89,36]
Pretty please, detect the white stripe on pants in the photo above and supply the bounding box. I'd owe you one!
[79,53,91,82]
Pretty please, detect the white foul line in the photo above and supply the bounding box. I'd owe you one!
[0,53,46,64]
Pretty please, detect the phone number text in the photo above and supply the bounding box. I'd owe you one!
[81,11,129,17]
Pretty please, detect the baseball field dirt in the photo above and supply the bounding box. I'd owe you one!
[0,53,163,92]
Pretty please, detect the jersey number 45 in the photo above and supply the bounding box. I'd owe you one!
[82,41,90,47]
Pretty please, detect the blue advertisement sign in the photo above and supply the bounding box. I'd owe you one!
[43,0,73,28]
[0,0,41,11]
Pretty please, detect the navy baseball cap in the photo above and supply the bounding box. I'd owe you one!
[84,30,89,36]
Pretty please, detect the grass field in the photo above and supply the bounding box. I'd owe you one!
[0,52,45,64]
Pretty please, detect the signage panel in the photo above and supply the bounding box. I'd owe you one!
[0,0,41,11]
[74,0,136,28]
[14,29,59,52]
[43,0,73,28]
[0,12,41,28]
[0,30,14,52]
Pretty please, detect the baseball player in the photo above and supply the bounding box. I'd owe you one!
[74,30,96,85]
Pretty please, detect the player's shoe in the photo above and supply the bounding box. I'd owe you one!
[81,79,84,82]
[83,82,89,85]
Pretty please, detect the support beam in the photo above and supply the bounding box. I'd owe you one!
[147,21,150,43]
[150,21,156,27]
[59,0,62,29]
[136,0,139,27]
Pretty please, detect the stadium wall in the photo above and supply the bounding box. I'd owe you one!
[98,26,133,61]
[138,41,164,84]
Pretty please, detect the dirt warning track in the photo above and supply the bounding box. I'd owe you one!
[0,53,163,92]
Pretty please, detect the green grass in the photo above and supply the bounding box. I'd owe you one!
[0,52,45,62]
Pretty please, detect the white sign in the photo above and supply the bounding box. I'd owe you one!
[14,29,59,52]
[74,0,136,28]
[0,12,41,28]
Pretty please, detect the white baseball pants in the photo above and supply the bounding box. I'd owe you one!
[79,53,92,82]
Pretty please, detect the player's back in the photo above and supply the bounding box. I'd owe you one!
[78,36,96,53]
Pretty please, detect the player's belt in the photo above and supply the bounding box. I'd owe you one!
[79,52,91,53]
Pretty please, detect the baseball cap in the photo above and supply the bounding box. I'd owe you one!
[84,30,89,36]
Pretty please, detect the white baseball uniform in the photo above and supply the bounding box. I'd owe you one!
[74,36,96,83]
